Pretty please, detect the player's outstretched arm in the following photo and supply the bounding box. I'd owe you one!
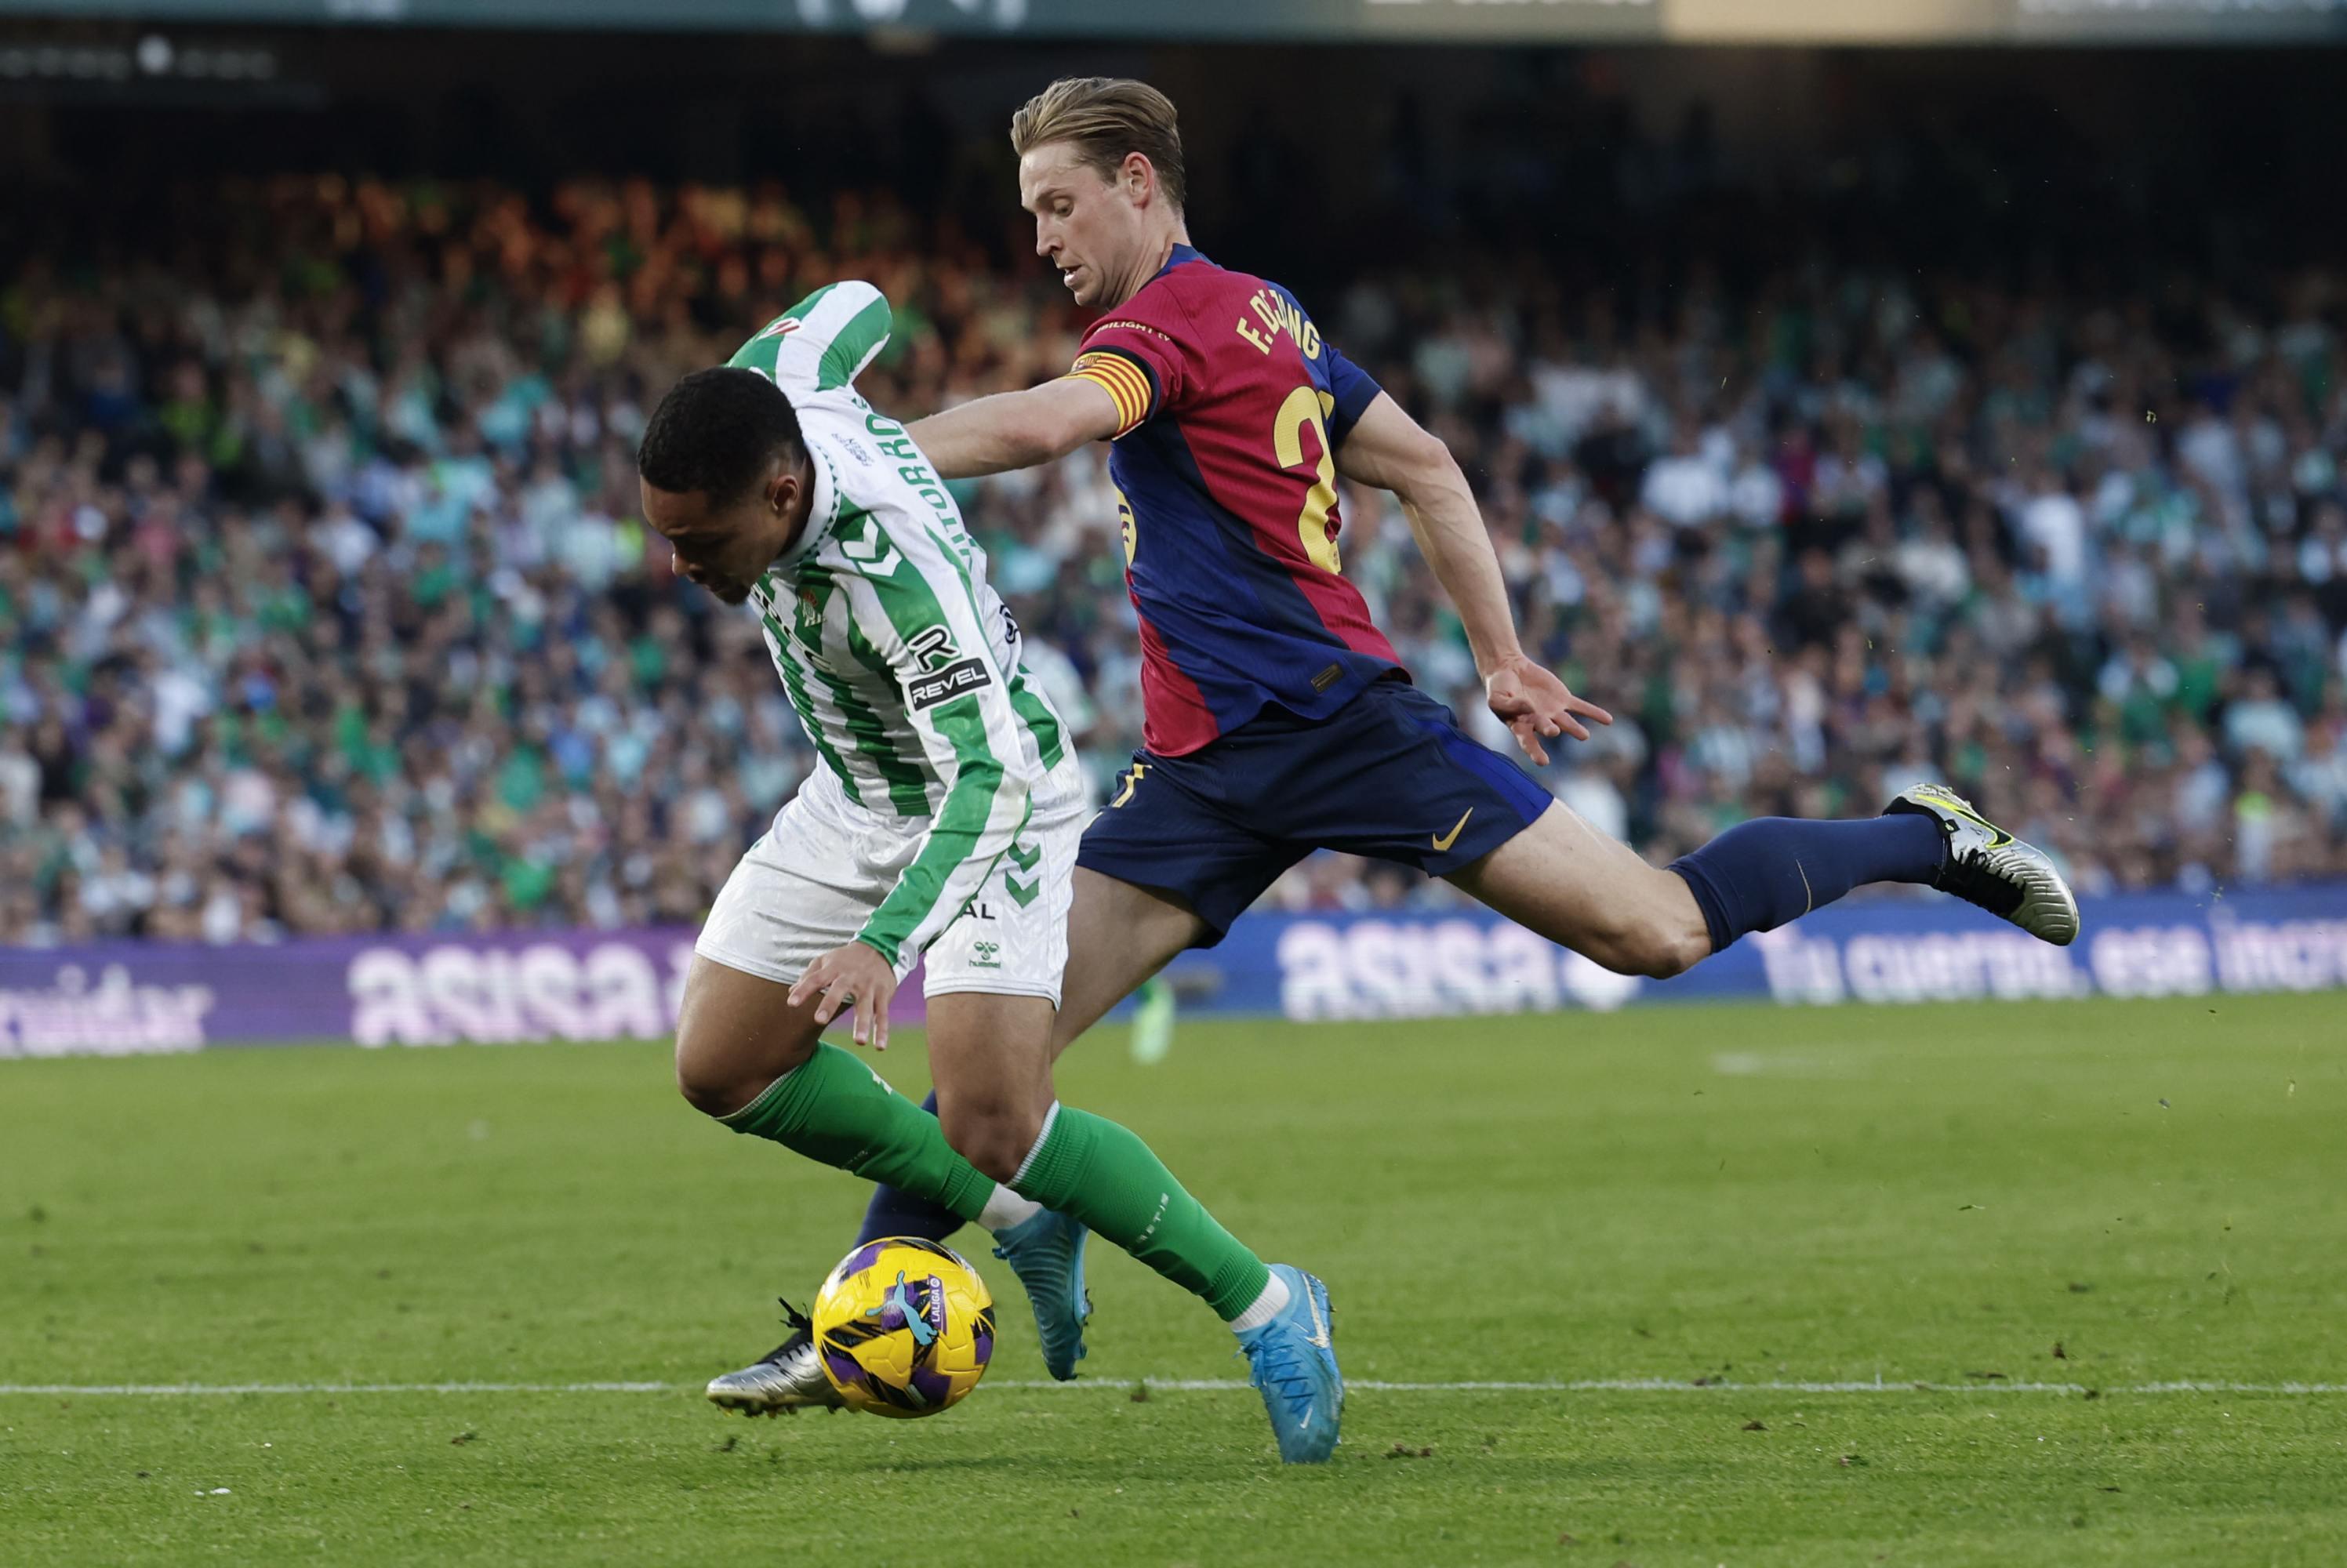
[1335,392,1611,766]
[905,376,1123,480]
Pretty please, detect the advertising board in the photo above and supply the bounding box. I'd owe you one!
[3,884,2342,1058]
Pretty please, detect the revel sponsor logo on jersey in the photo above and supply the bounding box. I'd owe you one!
[906,626,959,671]
[907,657,991,710]
[903,626,991,709]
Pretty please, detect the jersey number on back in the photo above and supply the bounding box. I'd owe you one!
[1273,386,1343,574]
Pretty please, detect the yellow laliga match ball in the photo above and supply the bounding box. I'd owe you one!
[811,1236,995,1418]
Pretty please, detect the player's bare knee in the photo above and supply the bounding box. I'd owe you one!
[674,1048,754,1119]
[1632,928,1706,980]
[946,1122,1026,1185]
[1594,873,1714,979]
[938,1102,1040,1185]
[673,1025,792,1120]
[950,1135,1021,1185]
[1582,910,1706,981]
[670,979,737,1114]
[1632,916,1711,979]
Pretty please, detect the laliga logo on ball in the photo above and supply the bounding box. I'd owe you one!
[864,1271,943,1346]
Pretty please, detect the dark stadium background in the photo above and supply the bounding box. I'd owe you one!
[14,34,2347,285]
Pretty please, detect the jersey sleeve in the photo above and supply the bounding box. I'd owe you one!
[1067,311,1188,437]
[731,280,895,399]
[837,516,1036,973]
[1321,339,1384,448]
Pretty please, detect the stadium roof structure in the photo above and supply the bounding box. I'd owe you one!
[2,0,2345,45]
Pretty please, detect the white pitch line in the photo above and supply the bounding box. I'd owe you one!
[4,1379,2344,1397]
[0,1382,674,1396]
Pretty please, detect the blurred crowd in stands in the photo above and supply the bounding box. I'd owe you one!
[4,170,2347,945]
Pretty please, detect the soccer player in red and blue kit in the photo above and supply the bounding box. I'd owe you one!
[801,78,2076,1461]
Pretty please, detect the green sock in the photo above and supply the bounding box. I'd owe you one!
[721,1042,995,1225]
[1012,1105,1272,1322]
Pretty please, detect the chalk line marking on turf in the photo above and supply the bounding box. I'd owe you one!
[0,1382,674,1396]
[5,1379,2344,1396]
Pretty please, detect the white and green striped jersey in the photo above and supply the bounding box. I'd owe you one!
[727,281,1068,971]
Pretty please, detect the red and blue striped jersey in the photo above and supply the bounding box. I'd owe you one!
[1066,245,1401,757]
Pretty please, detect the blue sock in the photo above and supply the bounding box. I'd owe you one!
[853,1089,966,1246]
[1669,815,1945,953]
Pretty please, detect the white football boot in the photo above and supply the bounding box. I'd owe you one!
[706,1298,845,1416]
[1883,782,2080,946]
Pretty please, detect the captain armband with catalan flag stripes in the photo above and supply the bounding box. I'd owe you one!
[1066,350,1156,438]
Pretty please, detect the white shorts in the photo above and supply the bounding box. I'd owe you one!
[695,754,1086,1007]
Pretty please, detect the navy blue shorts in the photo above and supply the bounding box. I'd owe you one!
[1077,676,1555,947]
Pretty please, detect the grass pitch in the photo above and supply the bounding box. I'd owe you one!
[3,993,2343,1566]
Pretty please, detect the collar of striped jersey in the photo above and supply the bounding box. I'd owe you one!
[762,440,841,579]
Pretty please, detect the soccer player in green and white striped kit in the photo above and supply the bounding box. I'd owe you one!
[637,281,1336,1459]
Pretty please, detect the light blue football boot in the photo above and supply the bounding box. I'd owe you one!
[990,1208,1091,1380]
[1237,1265,1342,1463]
